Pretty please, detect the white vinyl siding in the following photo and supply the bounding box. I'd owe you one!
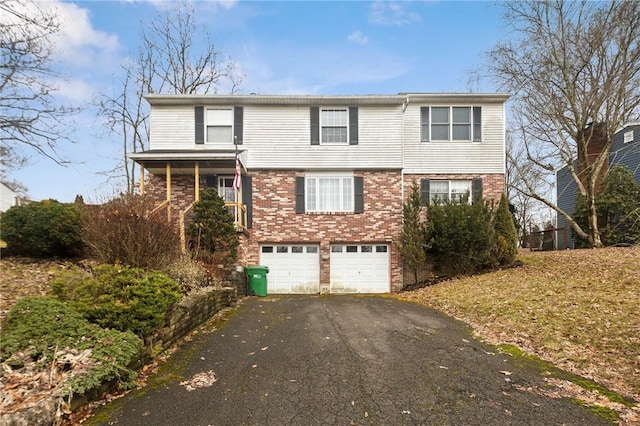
[405,103,505,174]
[149,106,195,148]
[243,106,403,169]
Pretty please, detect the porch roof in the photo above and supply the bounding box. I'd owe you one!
[129,149,246,175]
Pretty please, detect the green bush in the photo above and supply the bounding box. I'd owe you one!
[189,188,239,270]
[395,181,428,286]
[81,195,181,270]
[0,200,82,257]
[574,166,640,248]
[493,193,519,266]
[51,264,182,338]
[426,197,496,275]
[0,296,142,396]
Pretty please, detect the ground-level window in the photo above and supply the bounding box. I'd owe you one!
[306,175,354,212]
[429,180,472,204]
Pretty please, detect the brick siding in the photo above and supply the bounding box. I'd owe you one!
[246,170,404,292]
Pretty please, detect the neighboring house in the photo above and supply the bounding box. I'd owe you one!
[130,93,508,294]
[556,122,640,249]
[0,182,27,213]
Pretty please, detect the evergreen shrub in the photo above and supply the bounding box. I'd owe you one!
[0,296,142,396]
[426,197,496,275]
[51,264,182,338]
[0,200,82,257]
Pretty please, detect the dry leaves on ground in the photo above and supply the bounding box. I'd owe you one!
[398,247,640,420]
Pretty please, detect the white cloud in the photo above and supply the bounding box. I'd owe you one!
[48,0,120,67]
[235,41,409,95]
[369,1,420,26]
[348,30,368,45]
[53,77,95,103]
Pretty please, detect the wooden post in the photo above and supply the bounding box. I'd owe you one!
[139,164,145,195]
[179,210,186,254]
[166,163,171,222]
[194,162,200,202]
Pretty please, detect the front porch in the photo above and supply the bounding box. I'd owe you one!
[130,150,251,253]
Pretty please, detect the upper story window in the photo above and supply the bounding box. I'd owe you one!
[623,130,634,144]
[206,108,233,143]
[195,106,243,145]
[321,109,348,144]
[421,106,482,142]
[306,175,354,212]
[310,106,358,145]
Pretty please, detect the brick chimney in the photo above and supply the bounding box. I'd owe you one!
[577,122,609,192]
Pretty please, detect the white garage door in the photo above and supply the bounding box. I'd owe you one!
[330,244,390,293]
[260,244,320,294]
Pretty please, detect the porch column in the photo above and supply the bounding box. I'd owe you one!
[139,164,145,195]
[194,162,200,202]
[166,163,171,222]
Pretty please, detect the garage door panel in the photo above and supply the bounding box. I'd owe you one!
[260,245,320,294]
[330,244,390,293]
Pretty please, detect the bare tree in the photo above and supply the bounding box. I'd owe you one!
[0,0,75,171]
[487,0,640,247]
[97,2,243,193]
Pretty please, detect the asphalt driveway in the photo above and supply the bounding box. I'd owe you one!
[93,296,609,425]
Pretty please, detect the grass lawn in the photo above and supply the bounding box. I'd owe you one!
[397,247,639,420]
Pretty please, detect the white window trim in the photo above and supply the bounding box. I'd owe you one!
[429,180,472,205]
[305,172,354,212]
[205,107,234,144]
[421,106,481,143]
[623,130,634,144]
[320,107,349,145]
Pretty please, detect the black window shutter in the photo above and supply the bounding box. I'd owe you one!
[420,179,430,206]
[349,107,359,145]
[205,175,218,188]
[195,106,204,144]
[241,175,252,228]
[234,106,243,145]
[295,177,305,213]
[310,107,320,145]
[472,177,483,202]
[354,176,364,213]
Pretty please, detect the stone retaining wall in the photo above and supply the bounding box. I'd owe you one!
[1,284,244,426]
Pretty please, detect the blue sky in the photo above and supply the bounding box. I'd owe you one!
[8,0,508,202]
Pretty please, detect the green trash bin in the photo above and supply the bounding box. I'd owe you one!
[245,265,269,297]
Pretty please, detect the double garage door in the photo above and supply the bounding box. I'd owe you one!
[259,244,390,294]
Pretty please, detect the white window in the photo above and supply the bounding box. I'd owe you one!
[421,106,482,142]
[624,130,634,144]
[306,175,354,212]
[321,108,348,144]
[430,180,472,204]
[206,108,233,143]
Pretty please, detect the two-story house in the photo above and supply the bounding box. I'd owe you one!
[556,122,640,249]
[130,93,508,294]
